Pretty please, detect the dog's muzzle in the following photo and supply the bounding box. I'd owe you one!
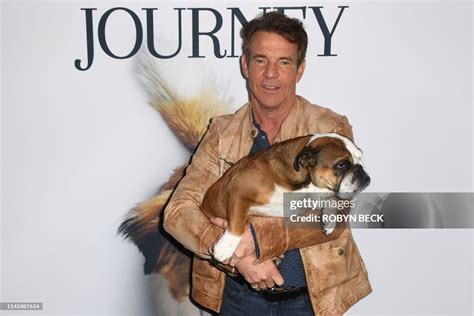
[338,164,371,196]
[352,164,371,191]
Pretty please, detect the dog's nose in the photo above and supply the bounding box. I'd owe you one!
[353,164,370,188]
[363,174,371,187]
[353,164,364,176]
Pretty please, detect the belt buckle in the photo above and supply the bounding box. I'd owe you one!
[268,286,298,294]
[259,286,305,301]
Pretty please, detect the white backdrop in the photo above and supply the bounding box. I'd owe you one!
[1,0,473,315]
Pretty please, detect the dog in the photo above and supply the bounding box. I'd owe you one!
[200,133,370,262]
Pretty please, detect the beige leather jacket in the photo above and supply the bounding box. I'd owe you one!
[164,96,372,315]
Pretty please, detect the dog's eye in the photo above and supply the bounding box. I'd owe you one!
[335,160,350,170]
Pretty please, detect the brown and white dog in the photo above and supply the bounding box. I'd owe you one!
[200,133,370,262]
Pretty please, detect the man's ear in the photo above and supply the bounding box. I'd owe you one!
[296,59,306,83]
[293,147,318,171]
[241,55,249,79]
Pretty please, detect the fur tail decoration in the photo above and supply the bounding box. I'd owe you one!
[117,166,185,275]
[118,53,233,300]
[136,52,232,150]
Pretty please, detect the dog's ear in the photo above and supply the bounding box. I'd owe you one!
[294,148,319,171]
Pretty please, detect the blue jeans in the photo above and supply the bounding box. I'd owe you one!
[219,277,314,316]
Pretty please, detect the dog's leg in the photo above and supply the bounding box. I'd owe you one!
[212,196,249,262]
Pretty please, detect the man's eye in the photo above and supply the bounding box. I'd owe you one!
[255,59,265,64]
[280,60,290,65]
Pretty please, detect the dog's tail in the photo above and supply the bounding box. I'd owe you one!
[119,54,232,279]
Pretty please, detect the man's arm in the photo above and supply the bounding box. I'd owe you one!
[163,118,284,287]
[163,119,224,259]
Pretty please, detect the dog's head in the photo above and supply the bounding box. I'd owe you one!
[293,133,370,194]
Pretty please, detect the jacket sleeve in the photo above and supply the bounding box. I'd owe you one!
[163,119,224,259]
[248,115,356,262]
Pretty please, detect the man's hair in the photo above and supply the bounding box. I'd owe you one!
[241,11,308,67]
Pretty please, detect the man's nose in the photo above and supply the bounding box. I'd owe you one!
[263,63,278,78]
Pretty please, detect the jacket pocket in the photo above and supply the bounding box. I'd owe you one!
[303,235,363,295]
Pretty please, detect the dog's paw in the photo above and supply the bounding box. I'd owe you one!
[321,208,337,235]
[321,219,336,235]
[213,231,242,262]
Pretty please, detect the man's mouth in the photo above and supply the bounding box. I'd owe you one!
[262,84,280,91]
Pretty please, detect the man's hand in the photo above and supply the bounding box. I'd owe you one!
[235,255,284,290]
[209,217,256,267]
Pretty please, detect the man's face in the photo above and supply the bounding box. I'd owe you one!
[242,31,306,112]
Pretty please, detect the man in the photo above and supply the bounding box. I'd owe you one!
[164,11,371,315]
